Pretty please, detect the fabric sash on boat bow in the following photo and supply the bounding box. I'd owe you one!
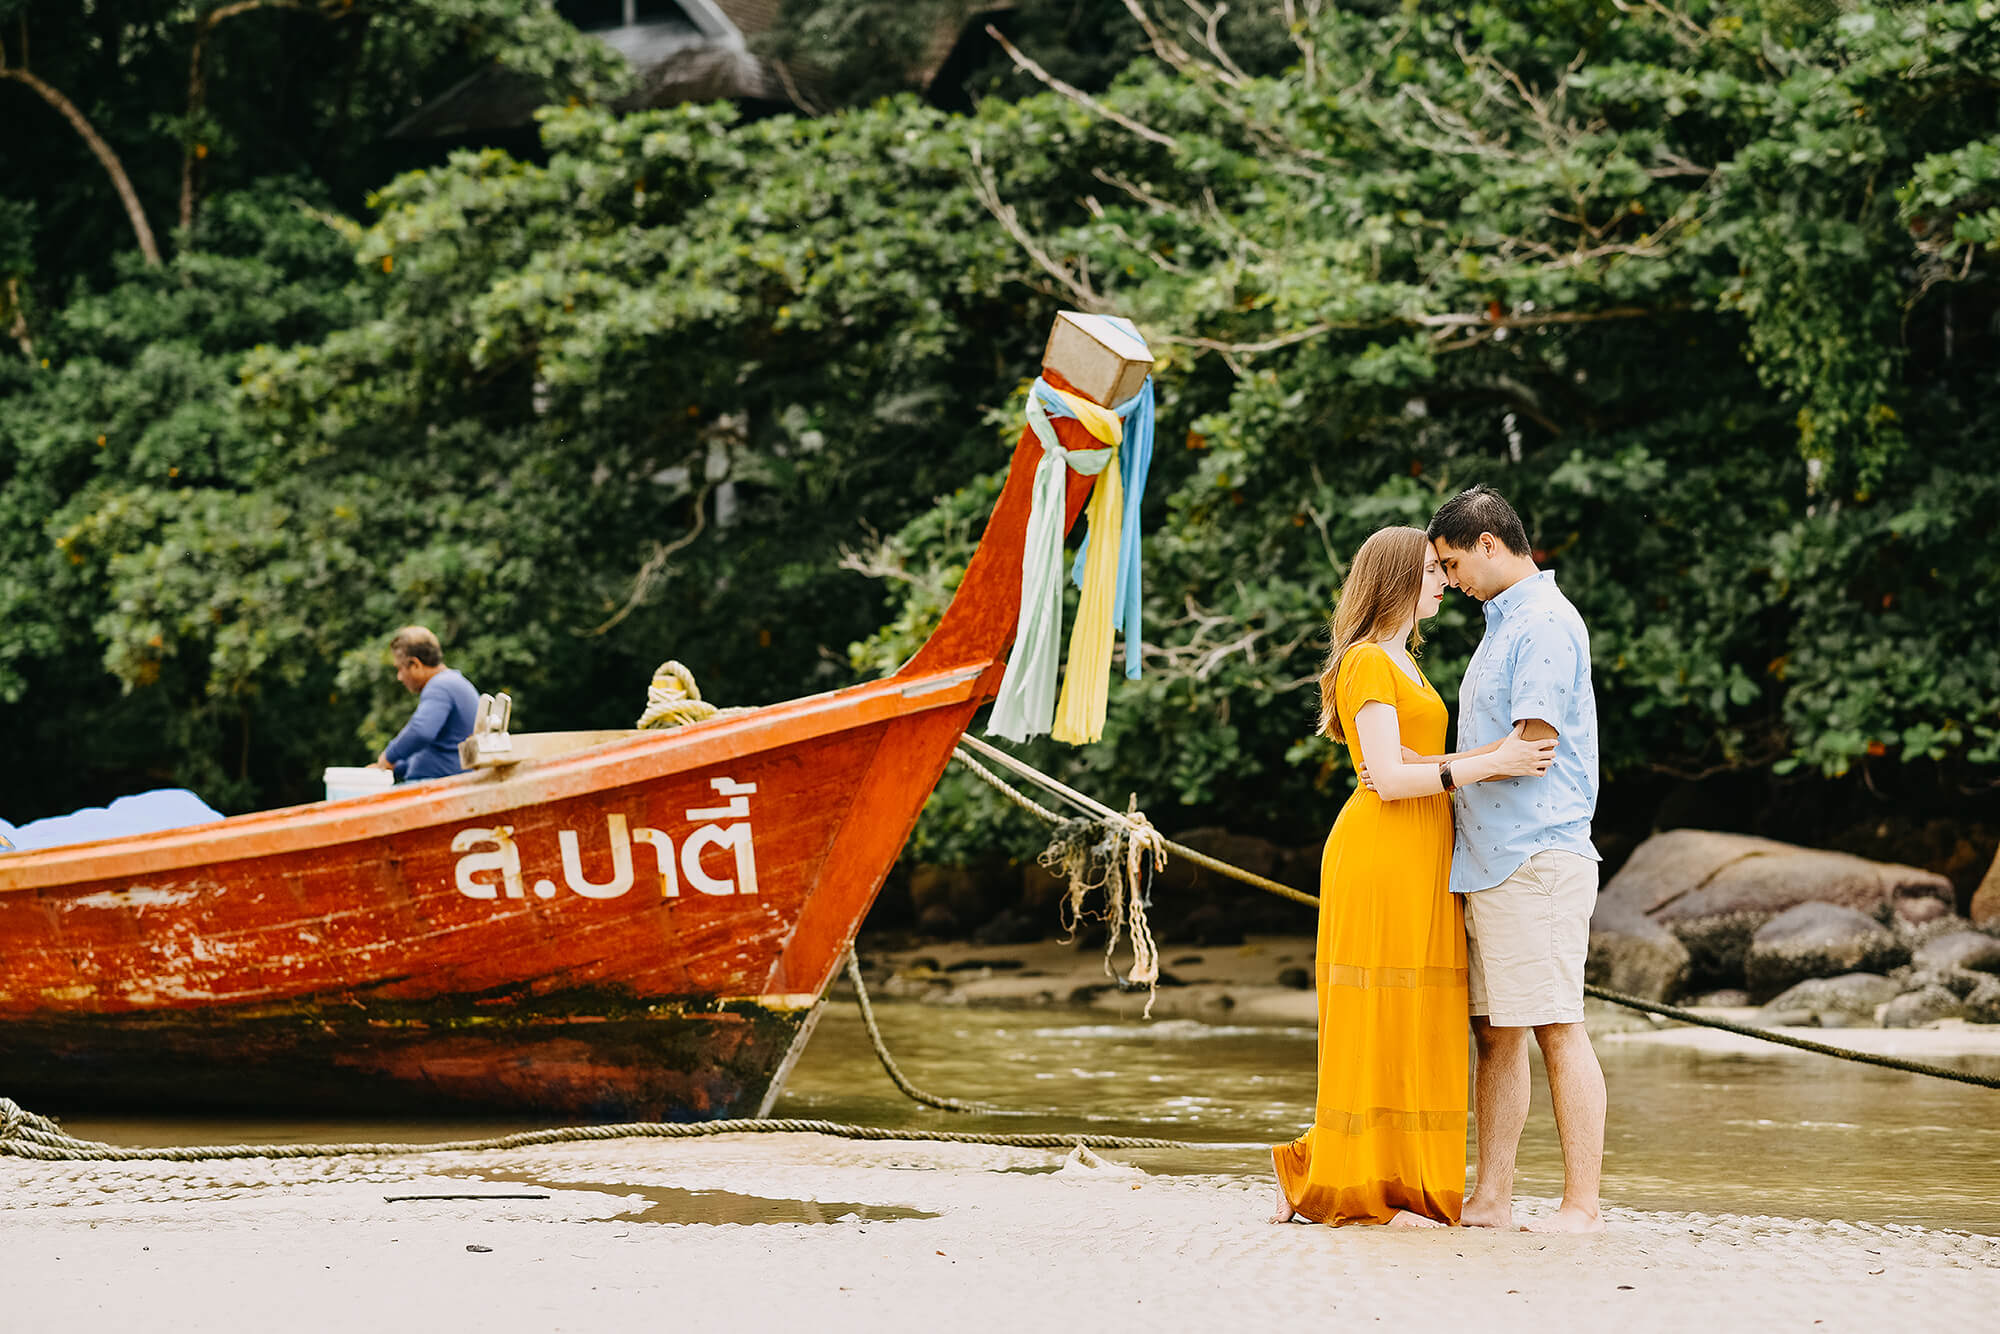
[987,337,1156,746]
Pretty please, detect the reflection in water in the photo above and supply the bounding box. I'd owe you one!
[53,1003,2000,1234]
[777,1005,2000,1234]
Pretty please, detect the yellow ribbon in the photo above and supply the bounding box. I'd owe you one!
[1051,393,1125,746]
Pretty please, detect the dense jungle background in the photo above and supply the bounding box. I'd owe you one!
[2,1,1996,928]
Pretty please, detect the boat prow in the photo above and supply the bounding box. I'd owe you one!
[0,411,1101,1121]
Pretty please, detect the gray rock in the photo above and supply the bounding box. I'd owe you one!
[910,863,986,922]
[1586,897,1691,1001]
[1894,912,1974,950]
[1911,930,2000,975]
[915,902,961,938]
[1963,976,2000,1025]
[1176,903,1244,947]
[1599,830,1954,991]
[1276,966,1312,990]
[1881,985,1965,1029]
[1902,966,1987,1000]
[1694,989,1752,1008]
[1760,1008,1817,1027]
[1743,902,1907,1001]
[971,908,1043,946]
[1755,974,1899,1027]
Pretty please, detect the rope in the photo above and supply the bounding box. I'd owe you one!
[953,738,1315,907]
[946,743,2000,1090]
[845,950,1023,1116]
[636,660,725,730]
[0,1095,1255,1163]
[1576,985,2000,1088]
[952,745,1164,1007]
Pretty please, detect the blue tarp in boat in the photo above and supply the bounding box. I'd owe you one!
[0,789,225,853]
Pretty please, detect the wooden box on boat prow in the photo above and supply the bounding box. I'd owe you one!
[0,316,1116,1125]
[1043,312,1154,409]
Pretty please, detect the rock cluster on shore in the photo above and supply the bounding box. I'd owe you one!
[1587,830,2000,1027]
[882,824,2000,1030]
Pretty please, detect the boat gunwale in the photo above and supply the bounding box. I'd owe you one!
[0,661,993,893]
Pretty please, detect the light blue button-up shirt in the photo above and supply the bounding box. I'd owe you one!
[1448,571,1600,894]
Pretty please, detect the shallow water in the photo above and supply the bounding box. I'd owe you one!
[778,1005,2000,1234]
[51,1003,2000,1234]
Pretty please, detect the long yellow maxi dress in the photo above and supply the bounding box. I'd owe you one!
[1273,641,1468,1225]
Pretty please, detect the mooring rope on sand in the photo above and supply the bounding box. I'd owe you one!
[0,1095,1257,1163]
[947,743,2000,1092]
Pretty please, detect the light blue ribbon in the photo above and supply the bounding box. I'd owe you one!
[985,380,1116,743]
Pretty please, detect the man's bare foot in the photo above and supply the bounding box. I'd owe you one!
[1459,1197,1513,1229]
[1269,1179,1297,1224]
[1387,1210,1446,1228]
[1522,1205,1604,1234]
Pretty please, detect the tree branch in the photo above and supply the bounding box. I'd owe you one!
[1176,0,1249,87]
[985,24,1179,150]
[0,49,160,265]
[2,277,32,361]
[1156,304,1672,360]
[968,141,1106,311]
[581,480,714,637]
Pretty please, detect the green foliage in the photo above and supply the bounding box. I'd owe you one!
[851,0,2000,858]
[2,0,1996,866]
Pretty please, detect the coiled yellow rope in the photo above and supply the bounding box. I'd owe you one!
[636,660,723,729]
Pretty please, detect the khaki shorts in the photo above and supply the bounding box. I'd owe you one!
[1463,850,1598,1027]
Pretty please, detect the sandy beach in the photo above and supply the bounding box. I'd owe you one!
[6,1131,1998,1334]
[9,933,1999,1332]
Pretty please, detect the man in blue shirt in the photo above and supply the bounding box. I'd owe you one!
[371,626,480,782]
[1429,485,1606,1235]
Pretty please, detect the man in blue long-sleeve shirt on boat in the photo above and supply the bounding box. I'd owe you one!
[370,626,480,782]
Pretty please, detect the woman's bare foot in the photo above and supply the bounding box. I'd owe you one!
[1386,1210,1446,1228]
[1269,1179,1297,1224]
[1459,1197,1513,1229]
[1522,1205,1604,1234]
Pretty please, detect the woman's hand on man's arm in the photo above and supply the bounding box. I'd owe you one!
[1358,722,1554,794]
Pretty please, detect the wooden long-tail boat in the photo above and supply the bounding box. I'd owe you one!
[0,386,1111,1122]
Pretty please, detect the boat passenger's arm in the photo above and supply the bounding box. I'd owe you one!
[382,683,451,767]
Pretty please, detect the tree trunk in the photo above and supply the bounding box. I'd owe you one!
[179,1,313,239]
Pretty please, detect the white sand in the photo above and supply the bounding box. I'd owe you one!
[6,1134,1996,1333]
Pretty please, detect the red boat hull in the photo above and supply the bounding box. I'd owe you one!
[0,415,1100,1120]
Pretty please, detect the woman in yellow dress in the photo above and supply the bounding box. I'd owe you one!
[1272,526,1554,1227]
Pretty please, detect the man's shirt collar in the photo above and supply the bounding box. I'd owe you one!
[1482,568,1554,623]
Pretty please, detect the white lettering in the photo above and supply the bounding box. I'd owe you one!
[681,821,758,897]
[632,826,678,897]
[450,777,758,902]
[559,814,635,899]
[452,827,523,899]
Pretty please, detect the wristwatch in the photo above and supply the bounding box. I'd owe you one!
[1439,761,1456,793]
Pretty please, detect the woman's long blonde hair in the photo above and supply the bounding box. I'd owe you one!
[1317,525,1430,742]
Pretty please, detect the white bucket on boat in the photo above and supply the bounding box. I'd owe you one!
[323,766,394,801]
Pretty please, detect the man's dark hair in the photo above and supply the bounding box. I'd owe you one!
[1427,485,1532,557]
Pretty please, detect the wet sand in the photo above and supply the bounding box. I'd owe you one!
[7,1134,1997,1332]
